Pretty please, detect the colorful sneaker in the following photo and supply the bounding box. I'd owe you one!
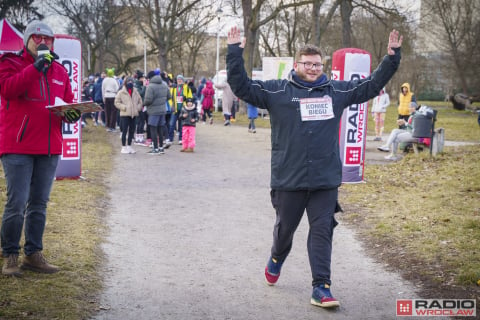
[138,139,151,147]
[311,284,340,308]
[265,256,283,286]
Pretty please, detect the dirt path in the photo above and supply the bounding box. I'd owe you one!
[92,122,419,320]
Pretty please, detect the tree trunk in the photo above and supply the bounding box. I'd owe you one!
[340,0,353,47]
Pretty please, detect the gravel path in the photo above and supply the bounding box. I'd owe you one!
[92,122,420,320]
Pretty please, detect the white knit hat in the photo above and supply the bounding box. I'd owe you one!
[23,20,54,47]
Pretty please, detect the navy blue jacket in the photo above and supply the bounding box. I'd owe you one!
[93,78,104,103]
[227,45,400,191]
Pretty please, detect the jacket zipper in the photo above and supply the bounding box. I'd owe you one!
[44,70,52,157]
[17,115,29,142]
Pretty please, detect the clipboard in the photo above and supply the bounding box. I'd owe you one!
[46,97,102,116]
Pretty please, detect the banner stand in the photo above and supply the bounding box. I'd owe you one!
[331,48,371,184]
[53,35,83,179]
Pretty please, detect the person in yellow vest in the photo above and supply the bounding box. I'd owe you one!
[167,75,193,145]
[397,82,416,129]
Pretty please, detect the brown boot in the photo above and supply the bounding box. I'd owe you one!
[2,254,22,276]
[21,251,60,274]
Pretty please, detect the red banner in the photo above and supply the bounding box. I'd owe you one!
[332,48,371,183]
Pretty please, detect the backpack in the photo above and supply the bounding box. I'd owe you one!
[93,79,103,103]
[86,83,95,100]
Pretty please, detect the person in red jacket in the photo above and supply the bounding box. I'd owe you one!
[0,20,80,277]
[201,80,215,124]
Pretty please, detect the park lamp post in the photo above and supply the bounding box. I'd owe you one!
[143,36,147,76]
[215,7,223,111]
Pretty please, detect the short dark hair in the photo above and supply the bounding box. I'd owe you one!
[296,44,323,61]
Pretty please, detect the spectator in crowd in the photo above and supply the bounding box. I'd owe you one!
[102,68,119,132]
[168,74,193,145]
[197,77,206,104]
[81,75,96,127]
[133,70,147,144]
[179,97,199,152]
[371,87,390,141]
[214,80,237,126]
[161,71,173,145]
[397,83,415,129]
[144,69,171,154]
[188,80,197,105]
[201,80,215,125]
[377,102,419,160]
[247,102,258,133]
[115,77,143,154]
[92,72,106,125]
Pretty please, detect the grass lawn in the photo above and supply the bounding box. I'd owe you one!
[340,100,480,305]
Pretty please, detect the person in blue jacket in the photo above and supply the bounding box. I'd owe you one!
[246,102,258,133]
[226,25,403,309]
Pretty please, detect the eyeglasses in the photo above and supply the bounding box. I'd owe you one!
[31,34,54,45]
[297,61,323,70]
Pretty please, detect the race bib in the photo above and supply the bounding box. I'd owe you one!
[299,96,334,121]
[177,96,184,103]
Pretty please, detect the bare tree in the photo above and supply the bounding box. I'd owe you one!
[340,0,353,47]
[351,13,417,99]
[257,0,407,65]
[168,4,216,77]
[423,0,480,95]
[312,0,341,47]
[240,0,315,77]
[0,0,43,31]
[124,0,210,75]
[259,0,340,59]
[338,0,405,48]
[46,0,130,75]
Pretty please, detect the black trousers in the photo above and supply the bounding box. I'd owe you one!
[105,97,117,130]
[120,116,136,146]
[270,188,339,287]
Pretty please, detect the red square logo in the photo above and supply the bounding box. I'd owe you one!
[345,146,362,165]
[396,300,413,316]
[62,138,79,158]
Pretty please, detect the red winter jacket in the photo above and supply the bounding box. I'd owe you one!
[0,47,74,156]
[201,81,215,110]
